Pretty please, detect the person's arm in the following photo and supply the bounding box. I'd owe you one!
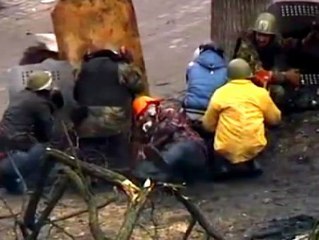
[235,40,263,73]
[260,90,281,126]
[32,101,54,142]
[202,94,221,132]
[118,63,145,94]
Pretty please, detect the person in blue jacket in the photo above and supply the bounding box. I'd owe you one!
[183,42,228,112]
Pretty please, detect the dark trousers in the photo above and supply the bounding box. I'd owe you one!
[161,141,208,182]
[79,133,131,170]
[211,153,263,181]
[132,140,208,183]
[0,143,46,194]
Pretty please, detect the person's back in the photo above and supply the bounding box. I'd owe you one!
[71,47,145,170]
[73,48,144,138]
[0,71,57,194]
[184,43,227,111]
[1,90,52,142]
[203,58,281,165]
[212,80,276,162]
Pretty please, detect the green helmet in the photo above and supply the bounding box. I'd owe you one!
[253,12,277,35]
[227,58,253,80]
[26,71,53,91]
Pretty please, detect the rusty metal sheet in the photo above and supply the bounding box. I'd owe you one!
[51,0,149,94]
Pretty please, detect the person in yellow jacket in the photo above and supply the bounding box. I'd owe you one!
[202,58,281,179]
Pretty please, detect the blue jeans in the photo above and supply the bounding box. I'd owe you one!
[161,141,207,182]
[0,143,46,194]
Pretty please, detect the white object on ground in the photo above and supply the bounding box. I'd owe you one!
[33,33,58,52]
[40,0,55,3]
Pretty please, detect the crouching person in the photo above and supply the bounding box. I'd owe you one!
[0,71,61,194]
[202,58,281,180]
[132,96,208,183]
[71,46,145,170]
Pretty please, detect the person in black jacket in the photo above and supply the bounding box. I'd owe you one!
[71,46,145,170]
[0,70,63,194]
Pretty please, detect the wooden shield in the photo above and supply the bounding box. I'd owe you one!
[51,0,149,94]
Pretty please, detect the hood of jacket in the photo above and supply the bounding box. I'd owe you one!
[194,49,226,71]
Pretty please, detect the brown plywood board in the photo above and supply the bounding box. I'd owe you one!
[51,0,149,94]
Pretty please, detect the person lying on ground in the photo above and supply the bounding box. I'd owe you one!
[0,71,63,194]
[70,45,145,170]
[131,96,209,183]
[202,58,281,180]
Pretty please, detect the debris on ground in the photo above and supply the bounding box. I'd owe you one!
[247,215,317,240]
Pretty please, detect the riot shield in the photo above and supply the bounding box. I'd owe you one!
[51,0,149,94]
[6,59,76,119]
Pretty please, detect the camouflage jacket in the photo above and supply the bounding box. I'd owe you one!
[134,100,206,152]
[73,58,145,138]
[234,31,301,83]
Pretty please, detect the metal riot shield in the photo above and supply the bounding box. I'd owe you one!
[268,0,319,110]
[51,0,149,95]
[268,0,319,74]
[6,59,76,119]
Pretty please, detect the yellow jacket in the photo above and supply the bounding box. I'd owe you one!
[202,79,281,164]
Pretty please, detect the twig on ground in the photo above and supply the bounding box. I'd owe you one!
[63,166,108,240]
[26,175,68,240]
[115,179,155,240]
[51,194,118,223]
[0,195,20,239]
[149,199,159,239]
[46,148,140,199]
[183,218,197,240]
[49,221,77,240]
[172,190,225,240]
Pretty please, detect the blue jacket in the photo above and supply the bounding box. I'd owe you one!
[184,50,227,111]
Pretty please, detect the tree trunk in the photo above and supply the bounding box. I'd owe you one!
[211,0,270,59]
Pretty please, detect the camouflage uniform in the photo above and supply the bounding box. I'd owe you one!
[73,56,144,138]
[234,12,306,111]
[72,51,145,169]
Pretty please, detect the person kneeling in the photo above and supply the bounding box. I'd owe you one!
[0,71,62,194]
[202,58,281,180]
[132,96,208,183]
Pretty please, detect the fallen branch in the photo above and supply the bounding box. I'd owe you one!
[23,158,55,230]
[26,175,68,240]
[116,179,155,240]
[63,166,109,240]
[47,221,77,240]
[0,195,20,239]
[46,148,140,200]
[183,218,197,240]
[168,186,225,240]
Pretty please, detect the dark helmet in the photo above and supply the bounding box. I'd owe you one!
[26,70,53,91]
[253,12,277,35]
[227,58,253,80]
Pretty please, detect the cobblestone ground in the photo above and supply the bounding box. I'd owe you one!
[0,0,54,23]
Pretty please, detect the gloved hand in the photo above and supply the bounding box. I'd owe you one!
[281,37,298,50]
[253,69,272,88]
[302,30,319,49]
[50,89,64,110]
[284,69,301,87]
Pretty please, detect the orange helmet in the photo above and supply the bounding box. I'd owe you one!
[133,96,161,118]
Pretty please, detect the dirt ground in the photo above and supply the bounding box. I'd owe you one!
[1,0,319,239]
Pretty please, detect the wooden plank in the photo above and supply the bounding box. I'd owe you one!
[51,0,149,94]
